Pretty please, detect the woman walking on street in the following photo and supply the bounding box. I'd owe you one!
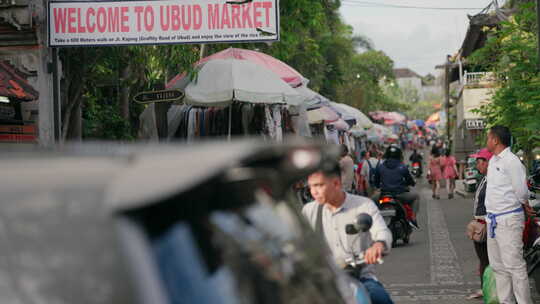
[442,149,459,199]
[428,146,443,199]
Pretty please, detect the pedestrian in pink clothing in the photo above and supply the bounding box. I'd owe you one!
[428,146,443,199]
[442,149,459,199]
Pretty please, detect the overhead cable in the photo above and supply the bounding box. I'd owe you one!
[341,0,485,11]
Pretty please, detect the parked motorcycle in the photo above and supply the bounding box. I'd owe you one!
[524,166,540,293]
[525,218,540,295]
[410,162,422,178]
[463,156,481,192]
[377,192,413,247]
[528,166,540,212]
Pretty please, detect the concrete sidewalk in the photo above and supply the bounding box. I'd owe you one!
[455,179,474,199]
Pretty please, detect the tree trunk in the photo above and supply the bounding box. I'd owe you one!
[61,81,84,142]
[119,63,131,121]
[60,48,91,142]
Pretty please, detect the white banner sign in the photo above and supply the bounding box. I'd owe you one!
[48,0,279,47]
[465,119,485,130]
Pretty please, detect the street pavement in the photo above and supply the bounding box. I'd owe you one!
[376,177,540,304]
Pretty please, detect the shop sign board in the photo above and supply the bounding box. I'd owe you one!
[48,0,279,47]
[465,119,485,130]
[133,89,184,104]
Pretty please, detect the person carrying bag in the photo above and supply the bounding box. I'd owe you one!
[465,148,492,300]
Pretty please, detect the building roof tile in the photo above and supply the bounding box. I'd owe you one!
[0,60,38,101]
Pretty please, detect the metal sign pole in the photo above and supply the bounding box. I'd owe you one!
[52,47,62,143]
[228,103,232,142]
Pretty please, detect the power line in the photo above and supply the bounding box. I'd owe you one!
[341,0,485,11]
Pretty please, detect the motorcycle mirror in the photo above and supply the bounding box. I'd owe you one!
[356,213,373,233]
[345,224,359,235]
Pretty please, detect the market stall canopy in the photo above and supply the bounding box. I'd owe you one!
[349,127,367,137]
[295,85,318,102]
[426,112,440,126]
[294,85,332,109]
[167,48,306,89]
[328,118,350,131]
[369,111,406,125]
[182,59,305,107]
[307,106,339,124]
[366,123,393,142]
[329,102,373,129]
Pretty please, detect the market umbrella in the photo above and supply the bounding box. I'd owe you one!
[350,125,367,137]
[167,47,306,88]
[366,123,393,142]
[181,59,305,107]
[426,112,440,126]
[413,119,425,127]
[370,111,406,125]
[328,118,350,131]
[330,102,373,129]
[307,106,340,124]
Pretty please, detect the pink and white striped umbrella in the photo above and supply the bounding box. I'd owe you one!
[167,48,305,89]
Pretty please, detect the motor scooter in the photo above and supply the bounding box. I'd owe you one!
[341,213,389,304]
[463,156,480,192]
[377,192,413,247]
[410,162,422,178]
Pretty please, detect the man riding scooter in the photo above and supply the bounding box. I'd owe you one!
[409,149,423,177]
[374,145,420,229]
[303,164,394,304]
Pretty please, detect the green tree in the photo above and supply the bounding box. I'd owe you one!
[335,50,409,113]
[469,2,540,165]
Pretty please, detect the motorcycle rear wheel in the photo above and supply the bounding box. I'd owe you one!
[403,234,410,244]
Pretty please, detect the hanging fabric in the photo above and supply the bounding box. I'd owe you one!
[272,105,283,142]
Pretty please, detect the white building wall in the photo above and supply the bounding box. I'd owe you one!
[462,88,494,120]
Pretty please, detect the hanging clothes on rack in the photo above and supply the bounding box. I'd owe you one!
[324,125,339,144]
[272,105,283,142]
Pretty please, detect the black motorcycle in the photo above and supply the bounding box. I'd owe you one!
[377,192,413,247]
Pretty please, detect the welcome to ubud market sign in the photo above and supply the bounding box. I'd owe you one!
[48,0,279,47]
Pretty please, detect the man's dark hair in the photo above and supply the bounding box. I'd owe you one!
[340,144,349,157]
[490,125,511,147]
[319,161,342,179]
[431,146,440,157]
[360,151,367,159]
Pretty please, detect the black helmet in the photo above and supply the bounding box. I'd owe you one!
[384,145,402,160]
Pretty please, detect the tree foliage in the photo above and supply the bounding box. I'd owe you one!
[468,3,540,161]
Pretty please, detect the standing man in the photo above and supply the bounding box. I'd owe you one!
[302,165,394,304]
[361,149,381,197]
[339,145,355,193]
[485,125,533,304]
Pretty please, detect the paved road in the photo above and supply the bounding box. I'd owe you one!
[376,177,540,304]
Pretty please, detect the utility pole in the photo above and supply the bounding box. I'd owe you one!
[36,0,56,147]
[537,0,540,70]
[444,55,451,146]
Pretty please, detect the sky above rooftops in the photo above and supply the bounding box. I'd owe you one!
[339,0,500,77]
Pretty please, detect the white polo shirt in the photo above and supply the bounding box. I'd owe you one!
[485,147,528,214]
